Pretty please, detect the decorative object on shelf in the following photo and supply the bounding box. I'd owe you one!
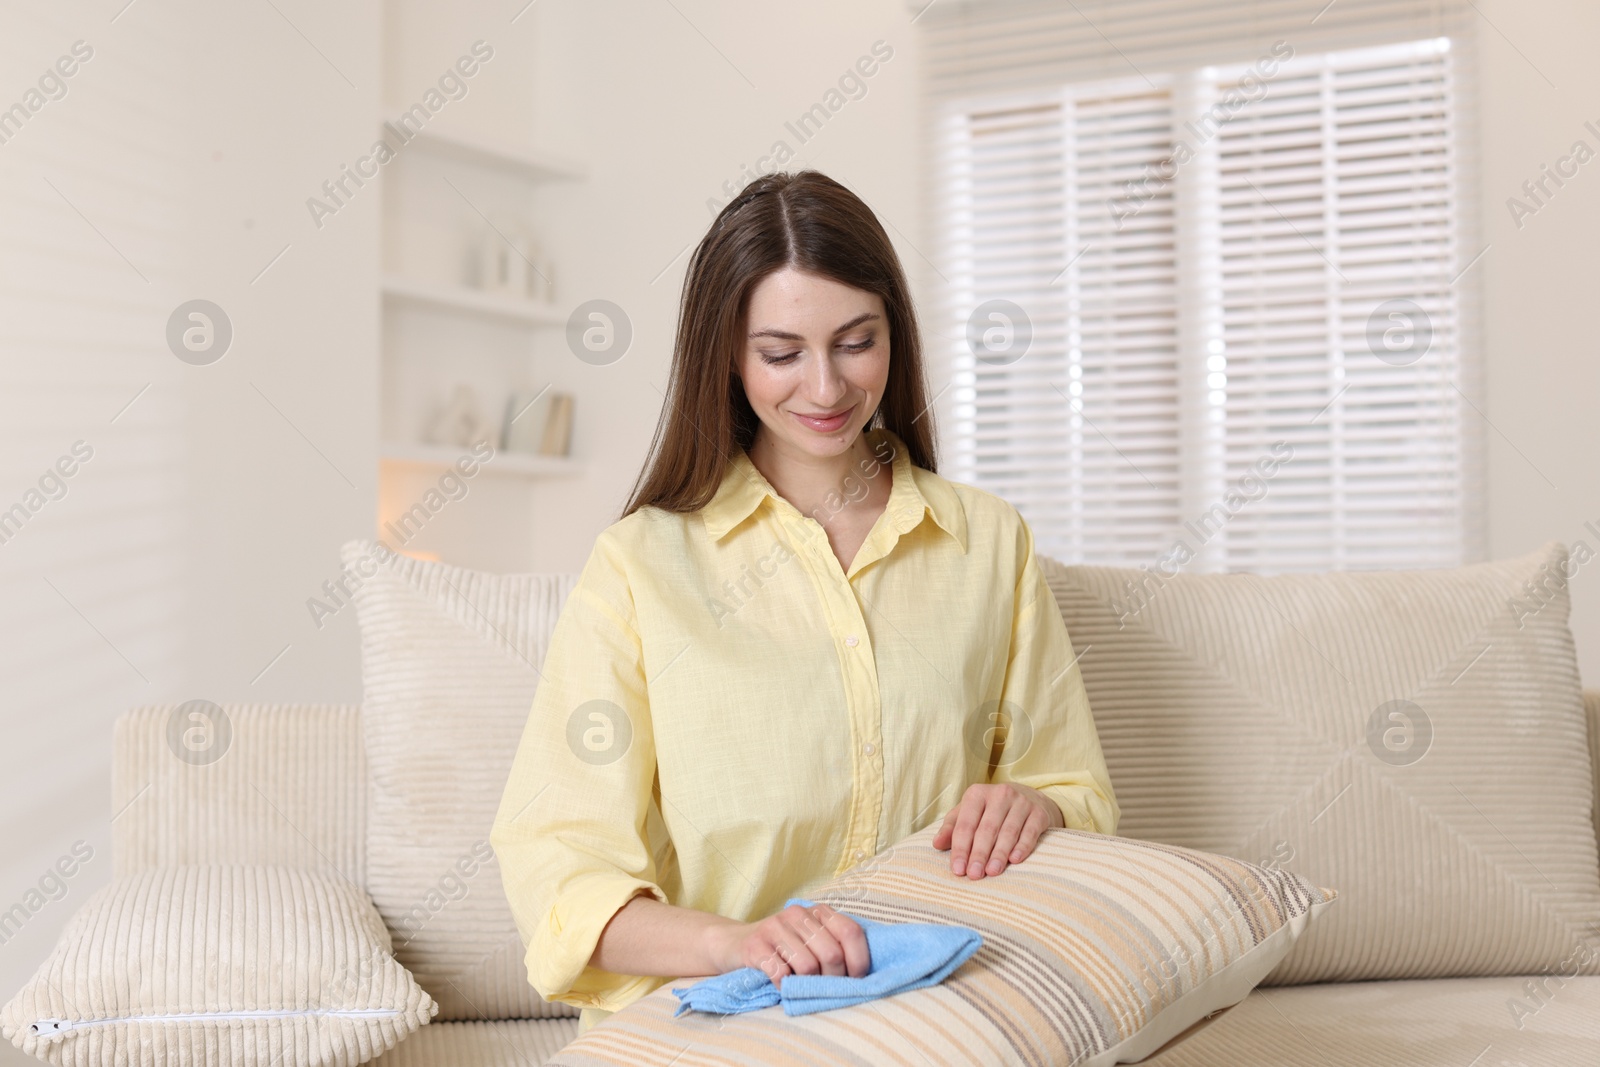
[543,392,573,455]
[501,388,574,457]
[515,231,555,305]
[423,383,497,448]
[528,247,555,305]
[469,212,556,305]
[473,213,527,296]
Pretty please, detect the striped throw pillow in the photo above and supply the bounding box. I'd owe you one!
[546,823,1335,1066]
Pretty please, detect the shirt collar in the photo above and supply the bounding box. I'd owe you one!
[700,427,967,552]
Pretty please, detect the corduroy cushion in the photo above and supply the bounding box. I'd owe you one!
[1043,541,1600,984]
[341,540,578,1021]
[0,866,435,1067]
[546,823,1335,1066]
[111,704,367,883]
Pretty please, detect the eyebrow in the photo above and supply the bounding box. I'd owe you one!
[747,311,881,341]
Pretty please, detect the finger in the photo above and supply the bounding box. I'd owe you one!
[1010,805,1051,864]
[752,934,792,986]
[773,910,822,977]
[987,800,1033,875]
[796,907,849,977]
[948,794,986,875]
[965,793,1012,879]
[932,803,960,850]
[815,905,871,977]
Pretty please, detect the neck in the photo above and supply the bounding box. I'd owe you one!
[747,426,891,525]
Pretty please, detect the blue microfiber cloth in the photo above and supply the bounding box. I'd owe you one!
[672,898,983,1018]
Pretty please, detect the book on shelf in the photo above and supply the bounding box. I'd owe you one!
[501,389,574,457]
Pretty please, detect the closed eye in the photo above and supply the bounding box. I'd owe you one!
[759,337,877,366]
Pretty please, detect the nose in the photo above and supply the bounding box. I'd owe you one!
[805,349,850,408]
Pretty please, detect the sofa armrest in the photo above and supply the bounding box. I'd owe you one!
[112,704,365,884]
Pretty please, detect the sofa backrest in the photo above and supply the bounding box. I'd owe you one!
[110,688,1600,884]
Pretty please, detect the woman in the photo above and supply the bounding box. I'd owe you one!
[491,170,1118,1035]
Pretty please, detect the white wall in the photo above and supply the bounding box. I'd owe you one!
[1474,0,1600,683]
[0,0,379,1053]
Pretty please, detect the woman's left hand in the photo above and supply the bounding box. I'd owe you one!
[933,783,1064,880]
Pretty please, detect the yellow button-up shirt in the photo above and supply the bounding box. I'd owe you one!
[491,427,1118,1033]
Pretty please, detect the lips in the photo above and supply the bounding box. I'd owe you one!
[790,404,855,433]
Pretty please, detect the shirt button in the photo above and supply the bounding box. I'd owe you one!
[844,635,859,647]
[863,742,876,756]
[853,848,866,861]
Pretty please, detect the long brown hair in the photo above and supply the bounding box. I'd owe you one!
[620,170,937,519]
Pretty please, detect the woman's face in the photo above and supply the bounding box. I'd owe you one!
[736,267,891,461]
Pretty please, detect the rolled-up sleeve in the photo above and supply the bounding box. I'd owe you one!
[490,530,669,1012]
[988,513,1121,836]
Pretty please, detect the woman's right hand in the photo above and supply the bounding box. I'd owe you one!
[707,902,871,986]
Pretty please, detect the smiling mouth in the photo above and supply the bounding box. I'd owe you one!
[790,404,855,433]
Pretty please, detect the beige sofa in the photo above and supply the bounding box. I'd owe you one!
[36,543,1600,1065]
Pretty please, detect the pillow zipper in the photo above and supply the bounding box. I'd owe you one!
[32,1008,408,1036]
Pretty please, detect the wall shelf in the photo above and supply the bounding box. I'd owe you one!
[375,17,589,568]
[380,441,583,479]
[386,123,588,182]
[382,275,566,327]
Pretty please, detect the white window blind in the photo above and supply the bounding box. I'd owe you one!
[944,82,1183,564]
[926,1,1483,573]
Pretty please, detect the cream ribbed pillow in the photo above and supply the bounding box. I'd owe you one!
[0,866,435,1066]
[340,540,579,1021]
[1042,541,1600,983]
